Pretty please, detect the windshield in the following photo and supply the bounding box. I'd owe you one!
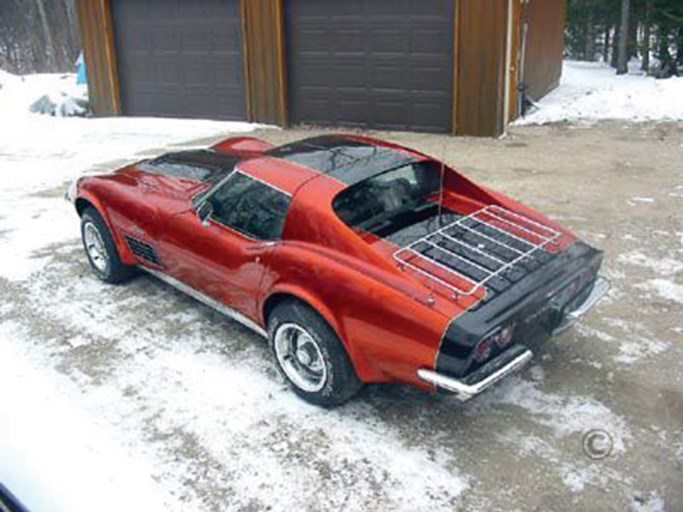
[332,160,443,236]
[140,150,239,185]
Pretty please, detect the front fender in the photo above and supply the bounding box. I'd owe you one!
[76,186,137,266]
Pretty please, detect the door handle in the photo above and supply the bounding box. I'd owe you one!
[246,241,277,252]
[248,241,277,263]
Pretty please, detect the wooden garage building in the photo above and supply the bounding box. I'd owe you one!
[75,0,566,137]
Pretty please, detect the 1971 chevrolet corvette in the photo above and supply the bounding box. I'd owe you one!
[67,134,610,407]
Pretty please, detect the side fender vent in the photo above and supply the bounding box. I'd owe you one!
[124,235,163,266]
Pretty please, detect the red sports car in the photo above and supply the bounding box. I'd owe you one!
[68,134,609,407]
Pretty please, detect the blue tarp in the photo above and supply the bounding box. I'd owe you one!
[76,52,87,85]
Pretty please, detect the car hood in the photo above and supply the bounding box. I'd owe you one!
[116,164,211,200]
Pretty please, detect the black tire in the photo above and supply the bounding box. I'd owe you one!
[81,207,136,284]
[268,300,362,408]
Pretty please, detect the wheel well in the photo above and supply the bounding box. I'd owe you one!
[263,293,301,325]
[75,198,95,217]
[262,292,375,383]
[263,293,337,335]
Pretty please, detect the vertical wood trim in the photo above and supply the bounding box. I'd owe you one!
[240,0,253,121]
[451,0,460,135]
[101,0,121,115]
[507,0,522,122]
[274,0,289,127]
[242,0,286,126]
[455,0,507,137]
[503,0,513,126]
[74,0,120,116]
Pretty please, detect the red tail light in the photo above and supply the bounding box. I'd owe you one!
[474,323,516,363]
[497,323,516,348]
[473,336,493,362]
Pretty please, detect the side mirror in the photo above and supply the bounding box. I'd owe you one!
[197,200,213,226]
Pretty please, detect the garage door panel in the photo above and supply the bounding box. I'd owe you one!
[287,0,454,133]
[338,101,370,124]
[410,65,453,89]
[295,61,367,88]
[412,104,451,129]
[112,0,246,120]
[412,30,450,54]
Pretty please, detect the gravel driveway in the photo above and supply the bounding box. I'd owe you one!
[1,120,681,511]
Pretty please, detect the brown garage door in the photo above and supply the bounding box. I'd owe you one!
[286,0,454,133]
[111,0,246,120]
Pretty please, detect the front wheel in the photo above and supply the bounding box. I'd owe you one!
[268,300,362,408]
[81,207,136,284]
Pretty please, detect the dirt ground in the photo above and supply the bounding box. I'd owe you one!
[2,120,682,511]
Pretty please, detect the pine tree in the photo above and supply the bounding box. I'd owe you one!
[617,0,631,74]
[567,0,682,77]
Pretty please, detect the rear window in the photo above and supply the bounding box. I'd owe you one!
[332,161,442,234]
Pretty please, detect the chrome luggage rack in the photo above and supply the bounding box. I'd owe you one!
[393,205,562,299]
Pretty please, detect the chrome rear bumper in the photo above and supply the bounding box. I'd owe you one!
[551,275,611,335]
[418,275,610,401]
[418,349,533,401]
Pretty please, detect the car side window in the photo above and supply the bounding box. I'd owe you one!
[207,172,291,240]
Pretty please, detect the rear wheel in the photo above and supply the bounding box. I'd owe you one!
[268,300,362,407]
[81,207,136,284]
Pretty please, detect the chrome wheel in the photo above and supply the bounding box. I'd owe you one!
[84,222,108,273]
[274,322,327,393]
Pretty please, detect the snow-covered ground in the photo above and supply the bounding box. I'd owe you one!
[517,60,683,125]
[0,71,269,511]
[1,70,681,511]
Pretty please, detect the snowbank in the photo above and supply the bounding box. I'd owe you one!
[516,60,683,125]
[0,70,88,117]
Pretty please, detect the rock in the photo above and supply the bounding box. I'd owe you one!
[29,91,88,117]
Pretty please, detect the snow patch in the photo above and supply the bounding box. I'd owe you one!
[628,197,655,205]
[0,71,86,117]
[614,339,670,365]
[516,60,683,125]
[0,74,264,281]
[630,492,666,512]
[473,377,631,454]
[583,319,671,365]
[638,279,683,303]
[0,324,173,512]
[119,350,470,511]
[498,431,627,495]
[618,251,683,276]
[561,468,594,494]
[65,334,92,349]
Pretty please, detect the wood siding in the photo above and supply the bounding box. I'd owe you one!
[455,0,508,137]
[522,0,566,101]
[75,0,120,116]
[241,0,287,125]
